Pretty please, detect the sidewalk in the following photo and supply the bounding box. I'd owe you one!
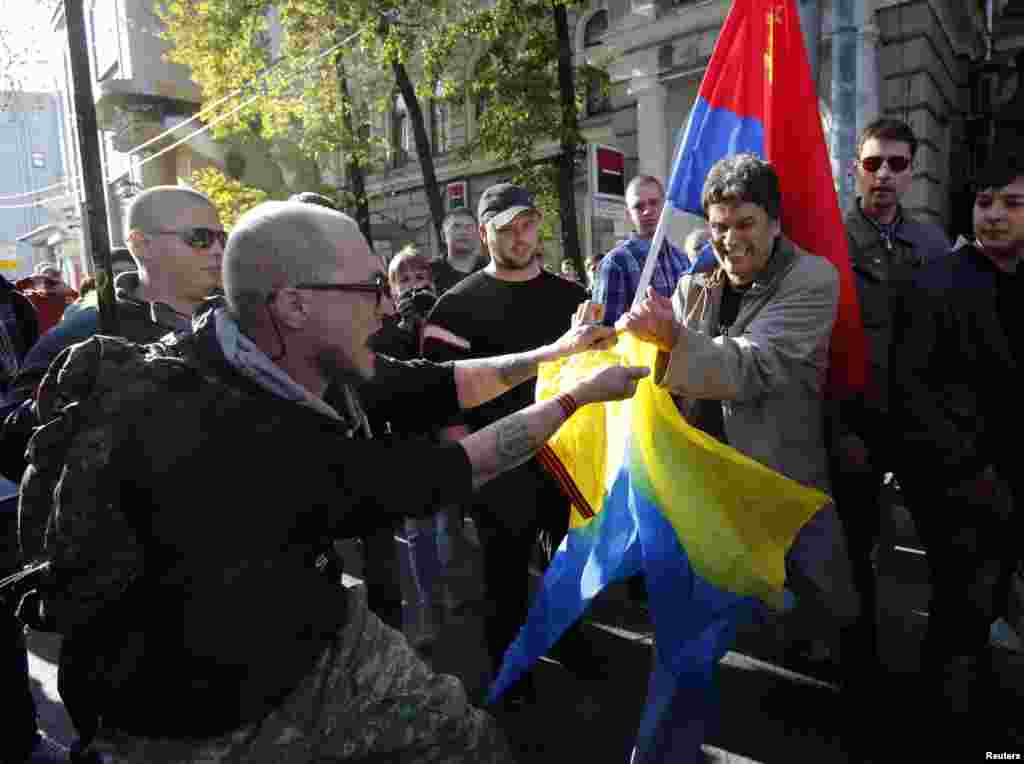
[29,505,1024,761]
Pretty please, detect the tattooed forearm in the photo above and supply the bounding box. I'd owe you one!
[455,350,545,409]
[463,398,567,489]
[495,413,539,464]
[494,353,540,388]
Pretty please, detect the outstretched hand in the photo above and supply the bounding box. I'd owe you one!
[550,321,618,358]
[573,364,650,405]
[615,287,679,353]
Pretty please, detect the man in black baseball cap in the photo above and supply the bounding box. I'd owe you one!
[477,183,538,229]
[471,183,543,274]
[422,181,607,707]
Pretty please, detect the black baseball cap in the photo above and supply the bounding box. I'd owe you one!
[477,183,538,228]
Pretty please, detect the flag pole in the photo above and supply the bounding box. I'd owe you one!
[630,202,674,309]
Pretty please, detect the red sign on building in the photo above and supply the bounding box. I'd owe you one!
[447,180,467,210]
[595,146,625,198]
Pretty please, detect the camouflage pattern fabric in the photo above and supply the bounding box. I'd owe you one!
[19,335,227,634]
[91,590,515,763]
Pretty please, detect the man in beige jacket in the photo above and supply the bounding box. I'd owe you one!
[618,154,859,686]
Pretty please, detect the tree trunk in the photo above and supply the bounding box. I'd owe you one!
[553,2,584,279]
[392,60,446,250]
[336,56,374,250]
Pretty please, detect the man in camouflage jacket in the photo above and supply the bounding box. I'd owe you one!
[48,200,638,762]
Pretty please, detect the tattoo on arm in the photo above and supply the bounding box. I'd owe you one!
[494,413,539,468]
[494,353,540,388]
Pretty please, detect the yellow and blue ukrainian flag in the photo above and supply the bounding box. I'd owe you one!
[489,335,829,761]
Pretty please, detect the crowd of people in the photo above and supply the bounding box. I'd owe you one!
[0,116,1019,762]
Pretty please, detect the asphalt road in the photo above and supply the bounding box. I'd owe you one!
[28,504,1024,762]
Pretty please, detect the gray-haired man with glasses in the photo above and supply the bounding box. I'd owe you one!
[61,200,645,761]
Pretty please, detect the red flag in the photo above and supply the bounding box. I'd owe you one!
[669,0,867,395]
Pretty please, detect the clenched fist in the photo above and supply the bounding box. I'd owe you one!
[615,287,680,353]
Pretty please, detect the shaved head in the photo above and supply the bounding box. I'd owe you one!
[126,186,216,233]
[224,200,372,328]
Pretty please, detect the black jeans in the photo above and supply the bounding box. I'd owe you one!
[828,409,888,667]
[903,482,1019,665]
[1,481,38,757]
[361,525,404,631]
[472,461,596,682]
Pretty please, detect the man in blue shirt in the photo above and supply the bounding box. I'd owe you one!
[592,175,690,325]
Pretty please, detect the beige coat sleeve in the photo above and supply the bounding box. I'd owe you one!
[655,257,839,402]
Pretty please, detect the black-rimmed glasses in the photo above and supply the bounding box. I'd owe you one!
[295,273,389,308]
[149,227,228,250]
[859,155,911,174]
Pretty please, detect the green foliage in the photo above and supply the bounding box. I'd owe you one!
[158,0,609,252]
[421,0,600,237]
[187,167,273,228]
[157,0,381,164]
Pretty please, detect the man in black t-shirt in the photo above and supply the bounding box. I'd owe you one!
[422,183,603,706]
[431,209,489,295]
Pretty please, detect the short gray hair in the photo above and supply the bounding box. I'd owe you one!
[223,201,362,328]
[626,175,664,198]
[442,208,476,235]
[126,185,215,232]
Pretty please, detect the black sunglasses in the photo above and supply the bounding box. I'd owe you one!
[150,227,228,250]
[295,273,389,308]
[859,155,911,174]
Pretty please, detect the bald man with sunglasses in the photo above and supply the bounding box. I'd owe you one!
[1,186,226,481]
[830,119,951,681]
[3,187,225,409]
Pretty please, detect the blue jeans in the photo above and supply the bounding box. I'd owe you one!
[402,513,445,607]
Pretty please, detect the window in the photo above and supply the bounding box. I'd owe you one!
[431,99,450,155]
[585,68,611,116]
[91,0,124,81]
[475,90,490,123]
[391,94,413,168]
[584,10,608,48]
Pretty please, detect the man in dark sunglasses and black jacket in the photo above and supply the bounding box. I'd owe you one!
[829,118,950,684]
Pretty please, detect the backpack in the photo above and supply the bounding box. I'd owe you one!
[10,334,209,636]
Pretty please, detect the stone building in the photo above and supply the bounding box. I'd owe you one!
[362,0,1006,264]
[45,0,303,259]
[0,91,65,280]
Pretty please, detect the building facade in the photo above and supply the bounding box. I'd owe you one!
[361,0,999,265]
[45,0,297,280]
[51,0,1021,273]
[0,91,65,280]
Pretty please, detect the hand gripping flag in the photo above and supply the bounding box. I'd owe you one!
[489,335,829,762]
[660,0,867,396]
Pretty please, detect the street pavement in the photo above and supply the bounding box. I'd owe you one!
[28,501,1024,762]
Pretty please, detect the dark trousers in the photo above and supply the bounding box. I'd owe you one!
[827,413,886,669]
[1,480,38,757]
[473,461,595,681]
[903,482,1019,664]
[2,606,37,756]
[830,466,882,653]
[361,525,404,631]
